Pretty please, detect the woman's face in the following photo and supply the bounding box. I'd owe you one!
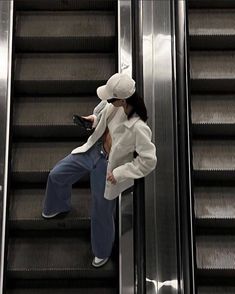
[107,98,125,108]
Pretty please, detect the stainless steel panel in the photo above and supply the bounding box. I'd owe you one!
[0,0,14,291]
[142,0,179,293]
[118,0,134,293]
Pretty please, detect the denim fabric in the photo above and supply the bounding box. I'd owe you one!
[42,142,116,258]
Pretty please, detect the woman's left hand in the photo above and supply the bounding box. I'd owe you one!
[107,171,117,185]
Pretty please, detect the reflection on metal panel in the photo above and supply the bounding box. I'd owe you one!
[142,0,179,293]
[118,0,134,293]
[0,0,14,292]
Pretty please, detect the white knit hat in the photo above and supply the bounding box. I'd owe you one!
[97,73,136,100]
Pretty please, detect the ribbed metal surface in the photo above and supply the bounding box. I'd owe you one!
[190,51,235,93]
[191,95,235,136]
[16,11,115,52]
[198,287,235,294]
[11,142,89,184]
[193,140,235,171]
[7,0,118,292]
[188,0,235,290]
[7,289,117,294]
[8,234,116,279]
[195,186,235,228]
[189,0,235,9]
[189,10,235,49]
[9,188,91,230]
[197,235,235,271]
[13,96,98,138]
[15,0,116,11]
[15,54,115,95]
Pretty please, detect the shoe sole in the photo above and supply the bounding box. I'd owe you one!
[42,211,69,219]
[92,258,109,268]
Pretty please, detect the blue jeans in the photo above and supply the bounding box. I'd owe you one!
[42,142,116,258]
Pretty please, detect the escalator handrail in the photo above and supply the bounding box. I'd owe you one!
[131,1,146,293]
[174,1,196,293]
[0,0,14,293]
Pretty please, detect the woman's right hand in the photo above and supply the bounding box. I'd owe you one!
[81,115,95,123]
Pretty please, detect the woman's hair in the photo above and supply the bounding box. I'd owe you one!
[125,92,148,122]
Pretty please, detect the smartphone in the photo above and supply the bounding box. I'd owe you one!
[73,115,93,130]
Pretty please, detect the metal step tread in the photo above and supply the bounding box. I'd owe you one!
[14,54,115,95]
[15,53,115,82]
[11,142,88,184]
[12,142,83,173]
[13,96,98,126]
[193,140,235,171]
[16,11,115,38]
[9,188,91,230]
[15,0,116,11]
[197,235,235,272]
[189,9,235,36]
[190,51,235,80]
[8,234,116,279]
[189,0,235,9]
[198,287,235,294]
[191,95,235,129]
[7,288,116,294]
[195,186,235,226]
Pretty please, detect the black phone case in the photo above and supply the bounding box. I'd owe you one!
[73,115,93,130]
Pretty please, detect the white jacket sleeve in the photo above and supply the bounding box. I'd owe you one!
[112,123,157,183]
[92,100,108,128]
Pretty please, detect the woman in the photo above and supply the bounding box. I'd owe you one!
[42,73,157,268]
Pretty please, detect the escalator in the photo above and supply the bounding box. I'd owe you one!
[6,0,118,293]
[188,0,235,293]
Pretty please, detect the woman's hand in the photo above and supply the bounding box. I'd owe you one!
[81,115,95,123]
[107,171,117,185]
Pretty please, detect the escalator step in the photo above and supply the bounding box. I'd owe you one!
[7,289,116,294]
[196,235,235,277]
[189,0,235,9]
[15,53,115,95]
[15,11,115,52]
[8,234,116,279]
[193,140,235,181]
[15,0,116,11]
[9,188,91,230]
[195,186,235,228]
[13,96,98,138]
[190,51,235,93]
[12,142,87,184]
[191,95,235,136]
[198,287,235,294]
[189,9,235,50]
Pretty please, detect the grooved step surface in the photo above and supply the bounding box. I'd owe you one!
[189,9,235,35]
[190,51,235,92]
[193,140,235,171]
[15,0,116,11]
[191,95,235,124]
[189,0,235,9]
[7,289,116,294]
[9,188,91,230]
[8,235,116,279]
[198,287,235,294]
[15,11,115,52]
[195,186,235,227]
[189,10,235,49]
[11,142,88,183]
[197,235,235,272]
[14,54,115,95]
[13,96,98,138]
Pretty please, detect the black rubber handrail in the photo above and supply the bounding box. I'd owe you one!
[131,1,146,293]
[174,1,196,293]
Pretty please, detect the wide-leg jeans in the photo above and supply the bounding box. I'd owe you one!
[42,142,116,258]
